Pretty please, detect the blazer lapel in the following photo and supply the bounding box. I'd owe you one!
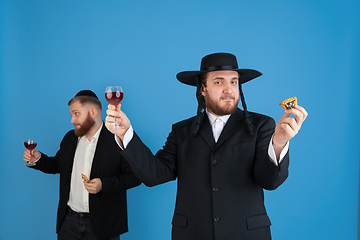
[90,125,107,178]
[65,131,79,182]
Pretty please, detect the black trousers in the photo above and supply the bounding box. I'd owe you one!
[58,208,120,240]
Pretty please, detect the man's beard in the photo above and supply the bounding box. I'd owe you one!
[205,94,239,116]
[74,112,95,137]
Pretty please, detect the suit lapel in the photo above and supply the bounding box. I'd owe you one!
[216,108,244,147]
[199,109,245,149]
[198,112,216,149]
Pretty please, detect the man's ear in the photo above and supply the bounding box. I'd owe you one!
[90,107,98,118]
[200,84,206,97]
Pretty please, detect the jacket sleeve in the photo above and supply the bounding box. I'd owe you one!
[100,155,142,197]
[120,131,177,187]
[252,117,289,190]
[90,128,142,197]
[29,131,75,174]
[31,153,60,174]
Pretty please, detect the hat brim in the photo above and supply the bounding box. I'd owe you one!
[176,69,262,86]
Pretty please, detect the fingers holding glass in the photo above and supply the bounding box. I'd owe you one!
[24,138,37,166]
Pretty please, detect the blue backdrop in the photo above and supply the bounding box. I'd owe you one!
[1,1,359,239]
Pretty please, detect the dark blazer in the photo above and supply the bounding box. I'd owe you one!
[31,125,141,240]
[121,108,289,240]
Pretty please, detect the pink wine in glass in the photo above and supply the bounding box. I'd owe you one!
[105,91,124,105]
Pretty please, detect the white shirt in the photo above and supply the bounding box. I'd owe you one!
[206,110,231,142]
[68,124,102,213]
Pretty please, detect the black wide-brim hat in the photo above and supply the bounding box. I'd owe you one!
[176,52,262,86]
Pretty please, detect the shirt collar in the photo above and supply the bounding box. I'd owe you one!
[205,109,231,125]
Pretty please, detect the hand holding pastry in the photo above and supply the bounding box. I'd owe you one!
[84,178,103,194]
[273,98,308,158]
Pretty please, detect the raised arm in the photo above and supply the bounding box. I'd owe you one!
[273,105,308,160]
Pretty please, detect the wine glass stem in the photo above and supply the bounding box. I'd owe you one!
[114,103,119,128]
[28,149,32,163]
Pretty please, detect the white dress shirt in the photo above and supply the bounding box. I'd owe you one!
[206,110,231,143]
[119,112,288,165]
[68,124,103,213]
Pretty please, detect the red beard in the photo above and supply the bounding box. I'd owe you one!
[74,112,95,137]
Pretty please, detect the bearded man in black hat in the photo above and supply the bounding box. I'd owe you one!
[23,90,141,240]
[105,53,308,240]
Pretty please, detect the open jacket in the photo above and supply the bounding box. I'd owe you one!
[31,125,141,240]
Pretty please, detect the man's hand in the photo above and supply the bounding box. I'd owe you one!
[105,104,130,142]
[273,105,308,158]
[84,178,102,194]
[23,149,41,164]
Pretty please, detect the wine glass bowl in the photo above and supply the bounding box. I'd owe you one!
[105,86,124,105]
[24,138,37,166]
[105,86,124,129]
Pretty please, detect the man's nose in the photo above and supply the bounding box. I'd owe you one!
[223,82,233,93]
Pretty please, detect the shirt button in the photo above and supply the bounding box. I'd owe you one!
[212,159,218,165]
[214,217,220,222]
[213,187,219,192]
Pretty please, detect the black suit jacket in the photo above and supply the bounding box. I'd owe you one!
[121,109,289,240]
[31,125,141,240]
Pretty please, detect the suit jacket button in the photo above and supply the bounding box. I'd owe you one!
[212,159,218,165]
[214,217,220,222]
[213,187,219,192]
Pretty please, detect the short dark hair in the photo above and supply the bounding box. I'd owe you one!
[68,96,102,110]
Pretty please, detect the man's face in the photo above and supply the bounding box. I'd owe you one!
[201,70,240,116]
[69,101,95,137]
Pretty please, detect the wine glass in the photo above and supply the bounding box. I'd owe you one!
[24,138,37,166]
[105,86,124,129]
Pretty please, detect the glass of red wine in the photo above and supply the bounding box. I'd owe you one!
[24,138,37,166]
[105,86,124,129]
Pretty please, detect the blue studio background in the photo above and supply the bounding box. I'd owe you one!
[1,1,359,240]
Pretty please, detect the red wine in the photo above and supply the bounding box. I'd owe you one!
[24,141,37,150]
[105,91,124,105]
